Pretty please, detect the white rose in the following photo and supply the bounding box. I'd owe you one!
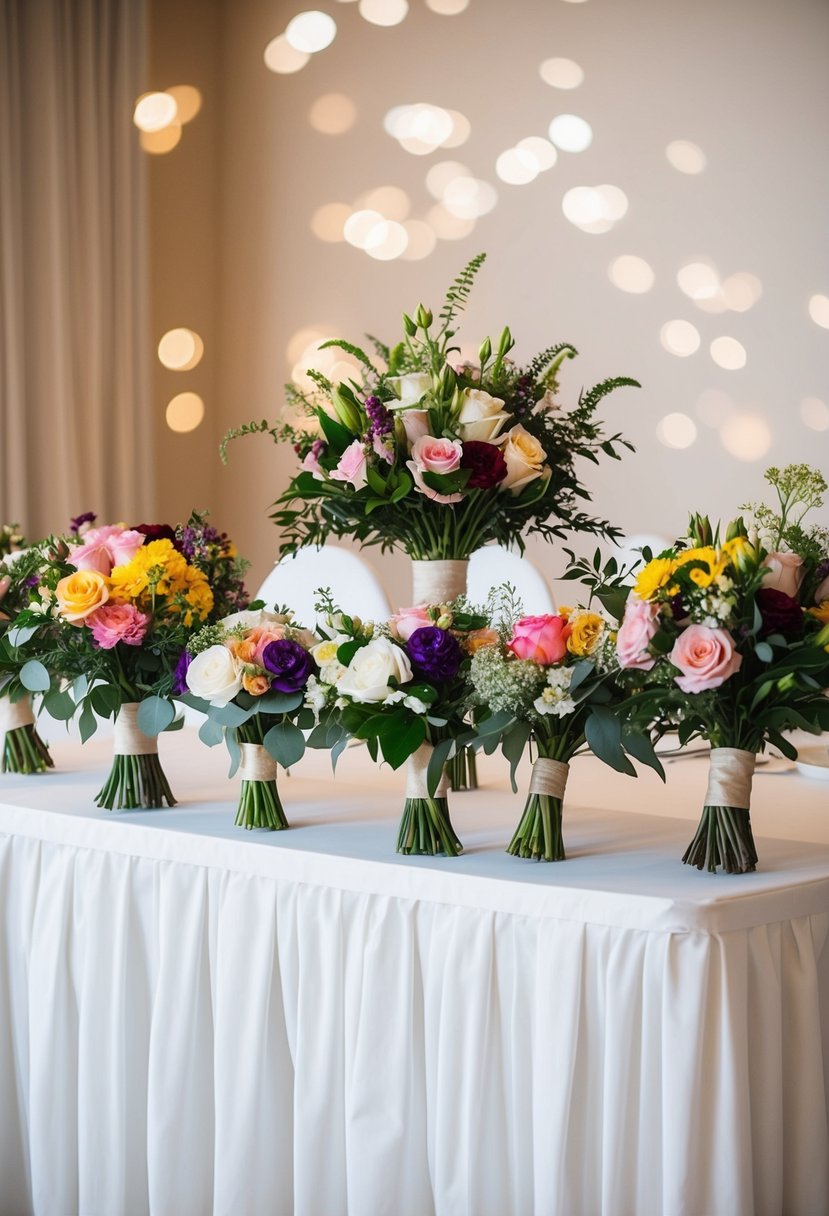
[456,388,510,443]
[219,608,290,631]
[311,637,348,666]
[387,373,432,407]
[498,424,549,493]
[336,637,413,703]
[185,644,243,707]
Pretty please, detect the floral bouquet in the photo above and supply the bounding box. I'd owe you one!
[308,593,496,855]
[0,528,55,773]
[10,513,244,809]
[223,253,638,607]
[614,464,829,873]
[178,608,318,830]
[470,594,660,861]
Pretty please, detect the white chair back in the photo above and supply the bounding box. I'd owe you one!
[467,546,556,614]
[256,545,391,628]
[613,532,673,578]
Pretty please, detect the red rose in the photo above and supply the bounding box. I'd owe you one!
[756,588,803,636]
[459,440,507,489]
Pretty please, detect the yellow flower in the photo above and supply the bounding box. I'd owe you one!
[673,546,728,588]
[312,640,341,665]
[558,605,573,619]
[722,536,756,571]
[634,557,676,601]
[567,611,605,656]
[809,600,829,625]
[465,627,500,654]
[55,570,109,624]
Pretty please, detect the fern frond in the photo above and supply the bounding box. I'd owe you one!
[365,333,391,364]
[318,339,379,376]
[306,368,334,396]
[220,419,279,464]
[529,343,578,382]
[438,252,487,334]
[576,376,640,416]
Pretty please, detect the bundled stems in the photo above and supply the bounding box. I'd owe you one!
[447,745,478,792]
[397,742,462,856]
[508,754,570,862]
[235,723,289,831]
[682,747,758,874]
[2,723,53,774]
[95,702,176,811]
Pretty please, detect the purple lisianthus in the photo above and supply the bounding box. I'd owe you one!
[262,639,314,692]
[69,511,96,536]
[172,649,193,694]
[756,588,803,637]
[406,626,462,683]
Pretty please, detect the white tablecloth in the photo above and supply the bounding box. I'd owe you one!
[1,733,828,1216]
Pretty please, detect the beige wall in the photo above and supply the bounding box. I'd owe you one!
[149,0,829,605]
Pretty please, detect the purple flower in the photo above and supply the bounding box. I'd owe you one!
[69,511,96,535]
[364,395,393,437]
[406,626,462,683]
[262,639,314,692]
[172,649,193,695]
[756,588,803,637]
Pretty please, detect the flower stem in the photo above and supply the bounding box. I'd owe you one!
[95,753,177,811]
[507,793,565,861]
[2,724,54,774]
[396,796,462,856]
[446,746,478,791]
[682,804,757,874]
[235,778,289,831]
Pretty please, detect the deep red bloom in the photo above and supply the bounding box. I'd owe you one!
[460,441,507,489]
[756,588,803,636]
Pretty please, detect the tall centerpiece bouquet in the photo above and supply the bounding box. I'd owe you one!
[614,465,829,873]
[470,592,661,861]
[0,526,54,773]
[307,593,497,855]
[222,253,638,607]
[177,608,318,830]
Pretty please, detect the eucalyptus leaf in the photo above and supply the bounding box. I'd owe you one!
[502,720,532,792]
[256,690,303,715]
[90,683,121,719]
[78,699,97,743]
[19,660,50,693]
[225,730,241,778]
[6,622,40,648]
[199,717,224,747]
[137,696,175,736]
[585,706,636,777]
[754,641,774,663]
[42,688,75,722]
[211,701,257,728]
[263,720,306,769]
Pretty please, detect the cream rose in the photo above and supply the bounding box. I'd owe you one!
[185,644,243,707]
[387,373,432,407]
[219,608,291,631]
[498,424,549,493]
[456,388,510,443]
[761,552,805,599]
[335,637,413,703]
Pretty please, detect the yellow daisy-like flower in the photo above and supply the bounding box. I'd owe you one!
[567,611,606,656]
[673,546,728,588]
[634,557,676,602]
[809,599,829,625]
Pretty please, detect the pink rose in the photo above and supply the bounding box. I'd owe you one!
[389,605,432,641]
[508,614,571,664]
[87,603,150,650]
[329,439,367,490]
[407,435,464,504]
[761,552,805,599]
[69,524,145,576]
[670,624,742,694]
[616,595,660,670]
[399,409,431,449]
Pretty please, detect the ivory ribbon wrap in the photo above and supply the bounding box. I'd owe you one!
[0,694,35,733]
[406,742,449,799]
[114,703,158,756]
[410,560,468,605]
[705,747,756,809]
[240,743,277,783]
[528,757,570,801]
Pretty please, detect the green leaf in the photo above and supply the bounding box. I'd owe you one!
[765,728,797,760]
[199,717,224,747]
[337,639,364,665]
[164,715,185,733]
[137,696,176,736]
[78,699,97,743]
[380,714,426,769]
[6,623,39,648]
[226,730,241,778]
[19,660,50,693]
[754,641,774,663]
[331,733,350,771]
[175,692,210,714]
[568,660,595,695]
[585,706,636,776]
[90,683,121,719]
[750,679,775,711]
[427,737,454,797]
[317,408,355,454]
[502,720,532,792]
[621,729,665,782]
[390,470,413,503]
[211,701,257,728]
[263,719,306,769]
[256,690,304,715]
[42,688,75,722]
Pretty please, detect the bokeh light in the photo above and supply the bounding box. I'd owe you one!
[311,202,352,242]
[426,161,470,198]
[264,35,310,73]
[660,319,700,357]
[285,11,337,52]
[562,184,626,234]
[358,185,411,221]
[426,0,469,12]
[309,93,357,134]
[133,92,177,133]
[608,255,654,294]
[496,148,538,186]
[158,328,204,371]
[166,392,205,433]
[539,57,584,89]
[287,327,331,363]
[359,0,409,25]
[401,220,438,260]
[710,336,747,370]
[139,125,183,154]
[516,136,557,171]
[364,219,409,260]
[721,272,762,312]
[548,113,593,152]
[799,396,829,430]
[442,176,497,219]
[442,110,471,148]
[344,209,384,248]
[808,294,829,329]
[677,261,720,302]
[666,140,706,174]
[720,413,772,461]
[426,203,476,240]
[656,412,697,449]
[165,85,201,124]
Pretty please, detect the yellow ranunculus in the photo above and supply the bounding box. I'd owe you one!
[566,611,605,656]
[55,570,109,624]
[634,557,676,602]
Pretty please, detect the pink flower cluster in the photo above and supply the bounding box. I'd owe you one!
[68,524,145,576]
[616,595,741,693]
[88,603,150,649]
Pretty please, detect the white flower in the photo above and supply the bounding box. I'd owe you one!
[533,685,576,717]
[383,690,406,706]
[220,607,290,631]
[387,373,432,407]
[456,388,510,443]
[403,694,429,714]
[186,644,243,707]
[498,424,550,493]
[304,676,327,716]
[336,637,413,703]
[319,660,347,686]
[311,637,348,666]
[540,388,559,411]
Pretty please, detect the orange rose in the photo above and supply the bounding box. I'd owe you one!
[231,638,259,664]
[242,672,271,696]
[465,628,500,655]
[55,570,109,624]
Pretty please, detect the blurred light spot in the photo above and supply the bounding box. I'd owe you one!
[359,0,409,25]
[608,255,654,294]
[677,260,720,301]
[293,342,361,386]
[660,320,700,357]
[596,184,627,220]
[496,147,538,185]
[666,140,706,174]
[562,184,626,234]
[539,57,584,89]
[311,202,352,242]
[328,359,364,384]
[158,328,204,371]
[695,388,734,427]
[344,209,384,248]
[426,203,476,239]
[808,293,829,328]
[657,412,697,449]
[401,220,437,260]
[139,124,182,154]
[516,136,557,171]
[264,35,310,73]
[426,161,470,198]
[548,113,592,152]
[285,10,337,52]
[426,0,469,11]
[721,272,762,312]
[561,0,589,4]
[710,336,746,370]
[358,185,411,220]
[364,219,409,260]
[442,110,471,148]
[800,396,829,430]
[133,92,177,132]
[442,176,497,218]
[720,413,771,461]
[287,327,330,363]
[309,92,356,134]
[166,392,204,433]
[166,86,201,124]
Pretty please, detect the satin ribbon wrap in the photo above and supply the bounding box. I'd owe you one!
[705,747,756,809]
[113,703,158,756]
[406,742,449,799]
[240,743,277,783]
[0,694,35,733]
[410,559,468,605]
[528,757,569,801]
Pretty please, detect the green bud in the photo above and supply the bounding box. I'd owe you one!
[497,325,514,357]
[331,388,362,434]
[436,613,452,630]
[478,336,492,365]
[439,364,457,398]
[776,672,797,693]
[402,313,417,338]
[816,622,829,650]
[725,515,748,542]
[415,304,433,330]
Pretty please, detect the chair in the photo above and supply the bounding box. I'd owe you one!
[256,545,391,628]
[612,532,673,578]
[467,546,556,614]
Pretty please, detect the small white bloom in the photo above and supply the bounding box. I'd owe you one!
[383,690,407,706]
[403,695,429,714]
[303,677,327,716]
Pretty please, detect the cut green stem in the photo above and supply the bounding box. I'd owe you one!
[2,724,54,774]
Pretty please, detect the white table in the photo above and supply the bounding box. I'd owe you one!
[1,733,828,1216]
